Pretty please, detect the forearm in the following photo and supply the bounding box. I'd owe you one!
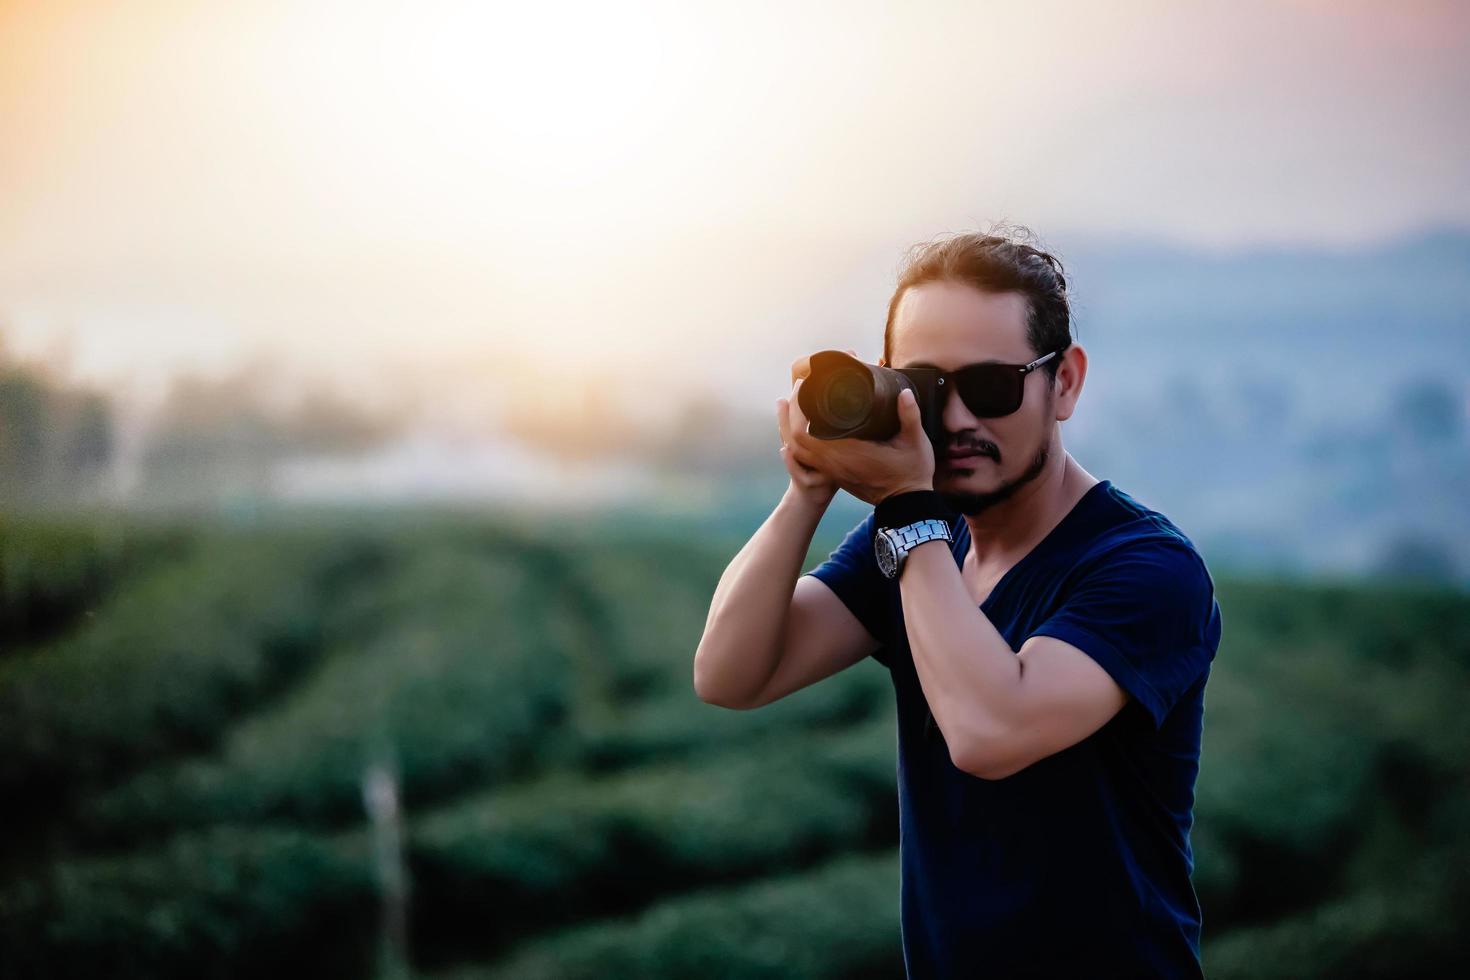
[898,540,1022,760]
[693,486,827,705]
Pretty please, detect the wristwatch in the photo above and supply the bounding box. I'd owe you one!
[875,518,953,579]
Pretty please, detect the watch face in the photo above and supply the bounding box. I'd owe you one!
[875,530,899,579]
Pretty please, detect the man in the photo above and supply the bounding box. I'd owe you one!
[692,229,1223,979]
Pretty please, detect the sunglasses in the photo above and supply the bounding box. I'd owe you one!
[894,349,1063,419]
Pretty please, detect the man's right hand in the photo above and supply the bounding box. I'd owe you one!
[776,352,853,511]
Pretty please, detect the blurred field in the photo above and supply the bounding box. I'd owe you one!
[1,511,1467,979]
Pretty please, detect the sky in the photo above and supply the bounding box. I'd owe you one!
[1,0,1467,421]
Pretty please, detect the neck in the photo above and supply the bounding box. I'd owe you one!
[960,447,1096,566]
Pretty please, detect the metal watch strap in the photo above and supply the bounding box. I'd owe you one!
[889,518,952,550]
[876,518,953,578]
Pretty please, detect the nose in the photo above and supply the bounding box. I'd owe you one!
[939,377,981,435]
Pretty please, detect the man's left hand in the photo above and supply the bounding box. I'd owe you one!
[787,384,935,505]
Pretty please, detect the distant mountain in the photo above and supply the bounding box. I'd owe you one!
[755,227,1470,584]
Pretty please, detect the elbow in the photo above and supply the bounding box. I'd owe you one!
[692,639,719,704]
[703,694,760,711]
[693,675,730,709]
[695,681,759,711]
[692,650,757,711]
[695,684,759,711]
[692,659,720,706]
[955,753,1025,781]
[949,725,1026,781]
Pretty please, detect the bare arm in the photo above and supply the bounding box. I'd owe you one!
[693,486,824,707]
[693,364,880,710]
[693,490,878,709]
[899,539,1126,778]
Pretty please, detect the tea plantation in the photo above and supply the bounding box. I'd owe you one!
[1,511,1466,978]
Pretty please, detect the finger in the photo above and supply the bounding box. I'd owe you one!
[788,413,832,460]
[787,379,812,431]
[898,387,923,437]
[790,421,824,454]
[779,443,806,477]
[776,397,793,446]
[788,440,825,472]
[787,399,823,449]
[790,354,812,387]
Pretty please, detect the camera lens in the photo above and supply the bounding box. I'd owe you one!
[820,368,872,429]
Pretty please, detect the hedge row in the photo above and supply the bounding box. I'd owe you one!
[406,713,897,965]
[1,717,898,979]
[0,518,193,649]
[0,827,377,980]
[79,546,575,843]
[0,529,391,819]
[75,539,891,846]
[441,849,903,980]
[5,516,1467,980]
[1190,583,1470,925]
[1202,846,1470,980]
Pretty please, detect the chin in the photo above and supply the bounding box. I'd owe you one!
[936,468,994,494]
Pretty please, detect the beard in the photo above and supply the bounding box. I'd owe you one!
[938,441,1050,517]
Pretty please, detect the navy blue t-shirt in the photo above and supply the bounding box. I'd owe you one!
[807,479,1223,979]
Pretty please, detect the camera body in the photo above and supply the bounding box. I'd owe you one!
[796,350,947,449]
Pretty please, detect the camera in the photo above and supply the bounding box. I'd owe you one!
[796,350,946,448]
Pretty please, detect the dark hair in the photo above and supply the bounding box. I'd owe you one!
[883,224,1073,382]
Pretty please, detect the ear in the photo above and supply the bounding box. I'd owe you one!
[1053,344,1087,422]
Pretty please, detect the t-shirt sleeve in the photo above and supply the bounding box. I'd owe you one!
[803,513,894,666]
[1027,540,1222,729]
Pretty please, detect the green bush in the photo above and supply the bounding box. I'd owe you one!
[0,827,377,980]
[441,849,903,980]
[82,547,575,840]
[0,517,192,648]
[559,537,728,699]
[0,531,383,811]
[575,660,891,770]
[1202,850,1470,980]
[407,715,897,962]
[3,514,1467,979]
[1192,579,1470,926]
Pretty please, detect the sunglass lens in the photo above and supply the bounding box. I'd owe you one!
[955,365,1022,417]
